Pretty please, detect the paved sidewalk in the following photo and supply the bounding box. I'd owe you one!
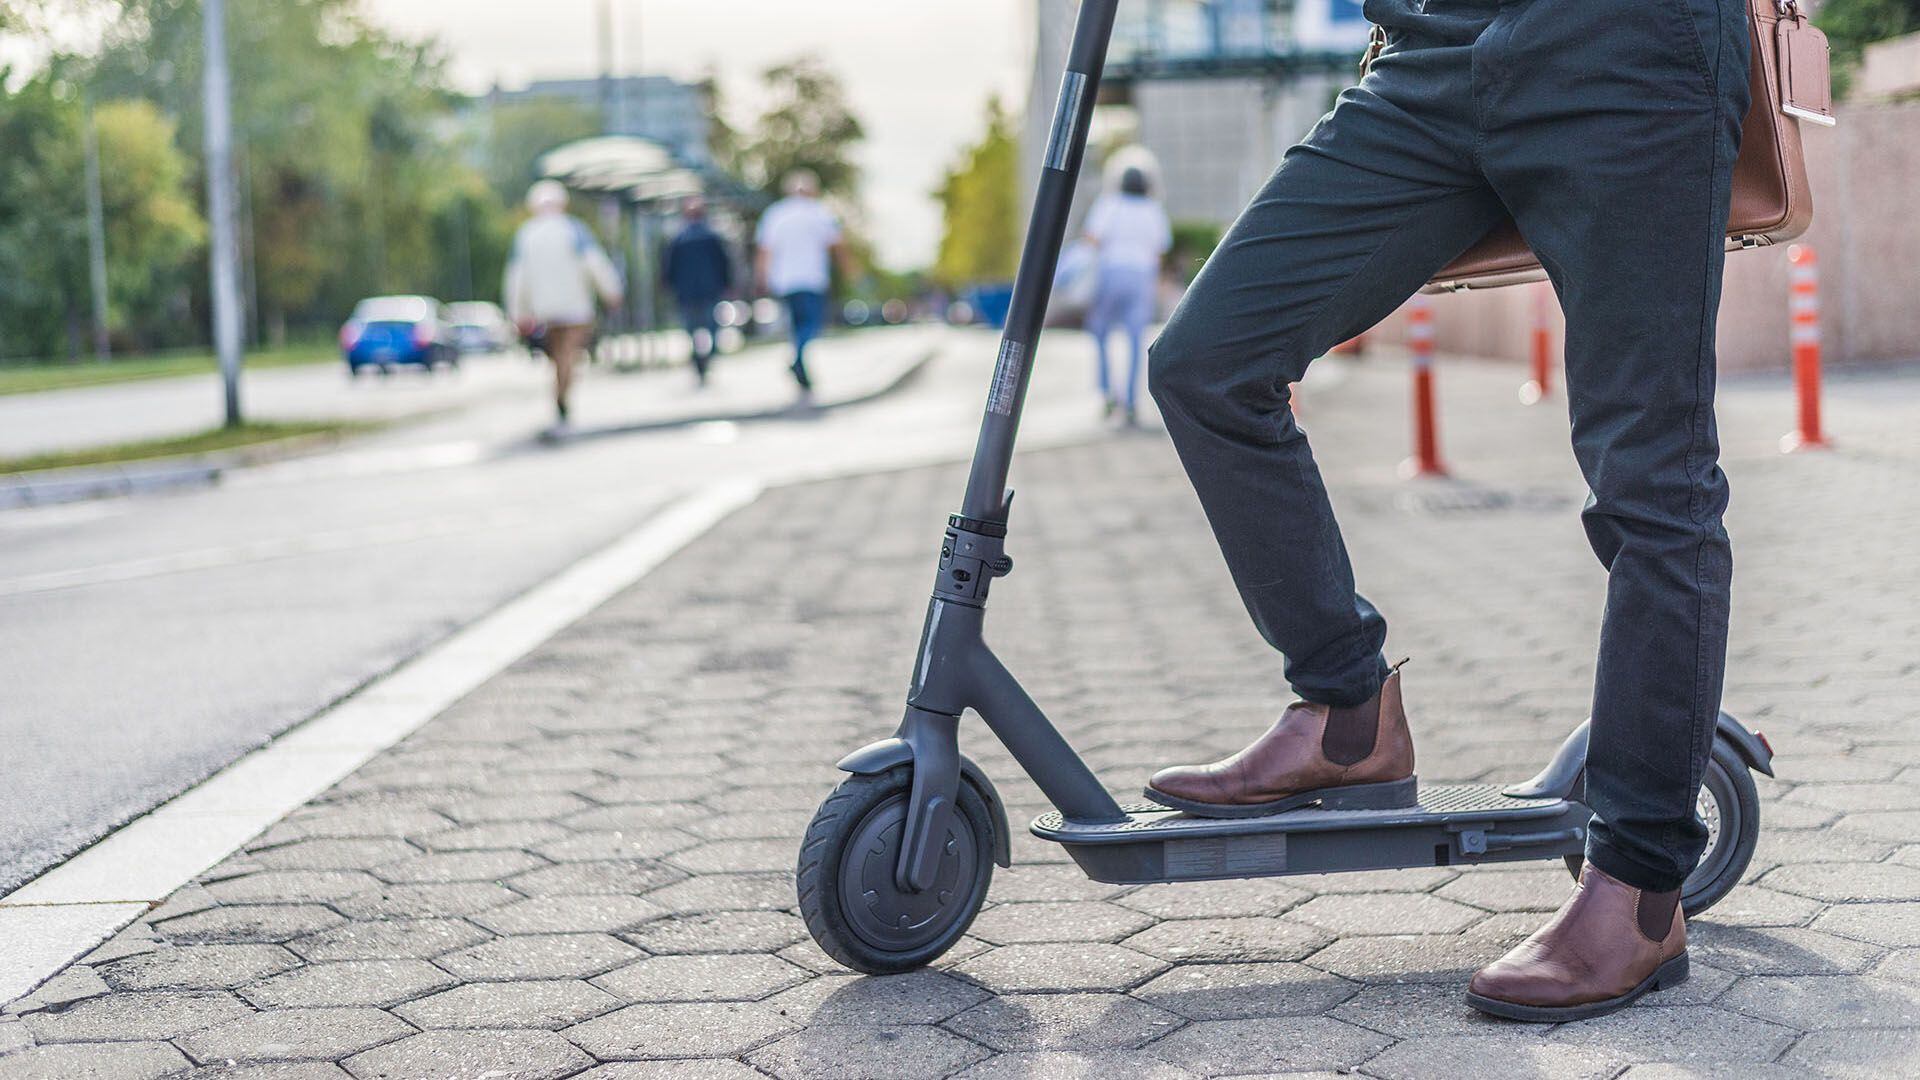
[3,345,1917,1078]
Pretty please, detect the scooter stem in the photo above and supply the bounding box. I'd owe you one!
[959,0,1119,521]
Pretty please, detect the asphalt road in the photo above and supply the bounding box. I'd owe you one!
[0,325,1111,895]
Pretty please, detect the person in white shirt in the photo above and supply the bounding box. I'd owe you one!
[1082,167,1171,425]
[754,170,849,396]
[504,180,624,431]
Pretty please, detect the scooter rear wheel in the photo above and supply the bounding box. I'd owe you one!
[797,765,995,975]
[1563,740,1760,916]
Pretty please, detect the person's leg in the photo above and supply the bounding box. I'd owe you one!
[1486,0,1747,897]
[1148,18,1504,709]
[1122,268,1153,417]
[1467,0,1748,1022]
[786,291,821,391]
[681,302,711,383]
[548,324,587,420]
[1086,285,1115,409]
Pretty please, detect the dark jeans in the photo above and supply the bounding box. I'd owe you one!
[1149,0,1748,892]
[680,298,721,380]
[783,291,827,390]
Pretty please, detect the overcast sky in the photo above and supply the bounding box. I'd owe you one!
[363,1,1033,268]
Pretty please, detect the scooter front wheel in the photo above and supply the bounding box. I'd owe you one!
[797,765,995,974]
[1564,740,1761,917]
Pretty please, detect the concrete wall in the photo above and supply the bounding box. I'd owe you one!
[1391,101,1920,374]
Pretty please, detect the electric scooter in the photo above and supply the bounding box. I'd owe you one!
[795,0,1774,975]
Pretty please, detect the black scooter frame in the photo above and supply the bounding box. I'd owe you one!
[834,0,1772,899]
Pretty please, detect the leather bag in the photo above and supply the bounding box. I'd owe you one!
[1383,0,1832,293]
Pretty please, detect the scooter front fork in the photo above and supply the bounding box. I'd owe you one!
[884,514,1126,892]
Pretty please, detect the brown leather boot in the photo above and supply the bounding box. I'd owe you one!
[1143,668,1416,817]
[1467,864,1688,1021]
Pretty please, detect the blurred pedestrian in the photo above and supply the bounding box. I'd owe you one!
[504,179,623,433]
[1083,166,1170,425]
[663,195,733,388]
[755,170,849,399]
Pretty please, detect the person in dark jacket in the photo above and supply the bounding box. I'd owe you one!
[662,196,733,386]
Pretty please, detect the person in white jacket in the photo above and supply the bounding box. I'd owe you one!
[504,180,624,430]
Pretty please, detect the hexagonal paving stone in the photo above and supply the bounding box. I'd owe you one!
[1362,1033,1624,1080]
[1779,1027,1920,1076]
[564,1001,796,1058]
[1718,974,1920,1029]
[1878,948,1920,985]
[761,970,989,1026]
[332,882,520,920]
[394,980,621,1029]
[22,989,252,1042]
[622,911,806,955]
[370,849,546,884]
[593,953,808,1002]
[1813,901,1920,947]
[0,1041,191,1080]
[1134,961,1358,1020]
[533,829,701,863]
[1122,917,1331,964]
[206,871,382,903]
[643,872,795,913]
[179,1007,415,1065]
[1115,878,1308,919]
[1305,933,1515,984]
[420,821,569,852]
[1433,867,1576,912]
[262,807,452,843]
[983,865,1131,904]
[1689,887,1823,928]
[573,1063,767,1080]
[1686,925,1884,976]
[1147,1015,1390,1074]
[506,860,686,897]
[951,943,1168,993]
[1546,1005,1795,1063]
[436,933,641,981]
[1284,867,1460,894]
[1331,981,1542,1038]
[747,1023,989,1079]
[97,944,300,991]
[671,839,801,875]
[342,1029,592,1080]
[240,959,457,1009]
[968,901,1155,945]
[155,904,345,945]
[943,992,1183,1051]
[435,792,593,824]
[472,894,664,935]
[251,838,418,871]
[287,919,491,962]
[1288,893,1485,936]
[1761,861,1920,903]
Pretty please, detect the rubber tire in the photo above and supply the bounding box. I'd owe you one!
[1563,741,1761,917]
[797,765,996,975]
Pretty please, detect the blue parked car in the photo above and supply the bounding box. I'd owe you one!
[340,295,458,375]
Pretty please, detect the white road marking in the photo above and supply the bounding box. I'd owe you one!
[0,478,762,1006]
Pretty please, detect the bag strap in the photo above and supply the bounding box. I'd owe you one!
[1359,24,1387,78]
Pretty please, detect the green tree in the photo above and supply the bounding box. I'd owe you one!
[737,56,865,199]
[0,80,202,358]
[1818,0,1920,94]
[932,97,1020,289]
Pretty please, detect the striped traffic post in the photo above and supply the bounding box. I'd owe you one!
[1781,244,1829,452]
[1402,294,1447,478]
[1521,282,1554,405]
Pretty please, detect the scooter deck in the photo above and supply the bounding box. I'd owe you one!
[1032,783,1589,884]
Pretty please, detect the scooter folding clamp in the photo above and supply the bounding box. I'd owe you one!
[934,522,1014,607]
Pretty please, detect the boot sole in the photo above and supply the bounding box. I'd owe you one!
[1141,776,1418,818]
[1464,952,1690,1023]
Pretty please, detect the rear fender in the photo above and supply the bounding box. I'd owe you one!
[1504,711,1776,801]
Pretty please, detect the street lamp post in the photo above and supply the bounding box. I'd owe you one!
[202,0,244,427]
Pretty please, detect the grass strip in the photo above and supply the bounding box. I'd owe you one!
[0,419,372,476]
[0,344,338,396]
